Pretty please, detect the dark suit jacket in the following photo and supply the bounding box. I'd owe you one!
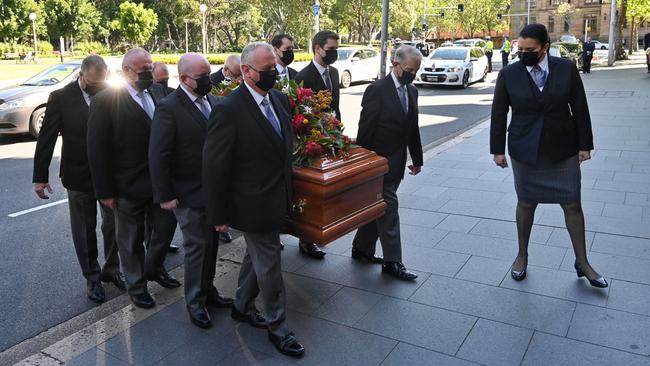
[33,81,95,193]
[87,83,167,200]
[356,75,423,182]
[490,56,593,165]
[644,33,650,49]
[203,84,293,233]
[295,61,341,119]
[209,69,226,86]
[287,66,298,80]
[149,88,217,208]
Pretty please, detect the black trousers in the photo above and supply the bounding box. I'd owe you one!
[144,207,177,276]
[486,51,493,72]
[583,55,593,73]
[501,51,509,67]
[67,190,120,282]
[114,198,175,295]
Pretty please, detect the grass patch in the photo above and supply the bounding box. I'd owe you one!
[0,58,83,81]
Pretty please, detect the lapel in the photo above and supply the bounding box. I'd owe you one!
[308,62,328,91]
[518,61,543,99]
[269,90,293,153]
[176,88,207,129]
[119,87,151,124]
[70,82,89,113]
[384,75,407,117]
[542,56,559,98]
[238,85,284,153]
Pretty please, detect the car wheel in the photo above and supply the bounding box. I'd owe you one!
[341,71,352,88]
[29,107,46,138]
[462,71,470,89]
[601,46,606,50]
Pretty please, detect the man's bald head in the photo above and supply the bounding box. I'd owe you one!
[178,53,212,96]
[222,54,241,79]
[152,62,169,83]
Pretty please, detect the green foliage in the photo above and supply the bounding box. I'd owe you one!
[75,41,111,55]
[111,1,158,46]
[43,0,101,41]
[0,42,33,55]
[0,0,45,42]
[37,40,54,56]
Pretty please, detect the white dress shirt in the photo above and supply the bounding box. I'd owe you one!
[79,80,91,107]
[125,81,155,113]
[180,84,211,115]
[276,64,289,80]
[526,53,549,91]
[391,70,409,113]
[312,60,332,88]
[243,81,280,125]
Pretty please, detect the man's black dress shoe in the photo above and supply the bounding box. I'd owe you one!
[382,262,418,281]
[187,306,212,328]
[147,271,181,288]
[100,273,126,291]
[168,244,180,253]
[298,240,326,259]
[351,248,383,264]
[231,307,267,328]
[87,281,106,303]
[206,292,234,308]
[268,332,305,357]
[130,292,155,308]
[219,231,233,243]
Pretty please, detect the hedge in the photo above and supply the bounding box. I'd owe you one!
[0,41,54,57]
[74,41,111,56]
[152,52,313,65]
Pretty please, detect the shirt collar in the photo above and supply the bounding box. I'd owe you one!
[526,52,549,73]
[312,60,328,75]
[390,70,403,89]
[276,64,286,75]
[78,79,90,99]
[180,83,201,102]
[125,81,148,98]
[243,80,268,106]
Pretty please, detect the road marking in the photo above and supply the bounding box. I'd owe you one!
[8,199,68,218]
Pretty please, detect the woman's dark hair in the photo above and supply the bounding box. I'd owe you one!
[519,23,550,45]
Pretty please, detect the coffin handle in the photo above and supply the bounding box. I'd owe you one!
[292,198,307,214]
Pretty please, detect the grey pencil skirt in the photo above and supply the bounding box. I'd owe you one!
[511,154,581,204]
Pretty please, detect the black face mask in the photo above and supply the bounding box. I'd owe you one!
[322,49,338,65]
[253,68,278,91]
[156,79,169,89]
[192,75,213,96]
[397,66,416,85]
[134,70,154,90]
[519,51,542,67]
[84,82,106,96]
[280,49,294,66]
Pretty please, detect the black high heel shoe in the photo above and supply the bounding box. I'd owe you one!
[574,263,608,288]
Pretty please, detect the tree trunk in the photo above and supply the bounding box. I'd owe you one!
[629,17,636,52]
[615,0,628,59]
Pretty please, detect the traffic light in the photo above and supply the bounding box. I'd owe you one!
[422,23,428,31]
[457,4,464,12]
[497,13,502,19]
[506,5,511,11]
[440,11,445,17]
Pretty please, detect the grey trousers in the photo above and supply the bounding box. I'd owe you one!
[114,198,173,295]
[234,231,288,337]
[174,207,219,309]
[352,179,402,263]
[144,207,177,276]
[67,190,120,282]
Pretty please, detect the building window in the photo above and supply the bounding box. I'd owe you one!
[585,0,599,4]
[584,15,598,33]
[549,16,555,33]
[564,18,570,32]
[552,0,562,6]
[529,0,537,8]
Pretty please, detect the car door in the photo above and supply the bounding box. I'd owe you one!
[469,48,480,80]
[363,49,379,79]
[350,50,364,82]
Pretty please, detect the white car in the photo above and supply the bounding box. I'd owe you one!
[415,47,488,88]
[333,47,380,88]
[592,40,608,50]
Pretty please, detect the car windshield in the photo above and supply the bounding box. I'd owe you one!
[337,49,356,60]
[431,48,467,60]
[22,64,78,86]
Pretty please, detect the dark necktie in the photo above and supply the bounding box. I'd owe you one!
[261,97,282,138]
[196,97,210,119]
[323,69,332,91]
[398,85,408,114]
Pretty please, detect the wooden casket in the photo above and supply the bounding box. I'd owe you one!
[285,147,389,245]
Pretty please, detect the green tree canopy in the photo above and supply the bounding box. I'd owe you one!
[0,0,44,42]
[43,0,101,42]
[111,1,159,46]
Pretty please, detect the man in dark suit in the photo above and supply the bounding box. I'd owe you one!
[353,45,423,281]
[149,53,233,329]
[152,62,175,95]
[203,42,304,357]
[271,34,298,80]
[87,48,180,309]
[209,54,242,86]
[582,37,595,74]
[33,55,124,303]
[293,30,341,259]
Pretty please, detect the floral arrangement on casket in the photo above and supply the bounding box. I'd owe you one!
[211,77,354,167]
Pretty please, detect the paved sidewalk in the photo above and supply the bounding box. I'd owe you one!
[13,66,650,366]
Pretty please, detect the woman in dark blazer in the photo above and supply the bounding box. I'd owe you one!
[490,24,607,288]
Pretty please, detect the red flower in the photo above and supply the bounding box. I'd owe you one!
[292,113,307,130]
[305,141,323,156]
[288,96,296,109]
[297,88,313,102]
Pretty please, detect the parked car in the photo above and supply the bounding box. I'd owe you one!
[453,39,487,49]
[552,42,583,70]
[415,46,488,88]
[394,40,433,57]
[592,40,608,50]
[333,47,380,88]
[0,59,123,138]
[559,34,580,44]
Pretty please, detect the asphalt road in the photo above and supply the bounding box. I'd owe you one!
[0,73,496,352]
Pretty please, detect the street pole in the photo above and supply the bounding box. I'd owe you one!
[526,0,531,25]
[200,4,208,55]
[315,0,320,33]
[423,0,427,32]
[59,37,64,62]
[379,0,389,78]
[184,19,189,53]
[29,12,38,62]
[584,18,589,43]
[607,0,617,66]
